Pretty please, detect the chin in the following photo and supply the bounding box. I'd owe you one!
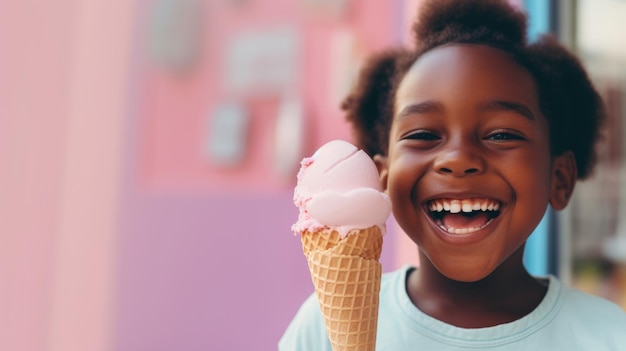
[444,272,488,283]
[446,273,488,283]
[436,262,494,283]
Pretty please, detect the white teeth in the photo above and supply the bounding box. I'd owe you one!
[450,201,461,213]
[430,198,500,235]
[462,201,472,213]
[440,221,492,235]
[429,198,501,213]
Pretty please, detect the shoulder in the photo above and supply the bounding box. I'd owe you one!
[380,265,411,291]
[550,277,626,341]
[557,279,626,324]
[278,293,330,351]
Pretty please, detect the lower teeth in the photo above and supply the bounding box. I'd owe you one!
[439,219,493,234]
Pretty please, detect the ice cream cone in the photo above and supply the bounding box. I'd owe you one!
[301,226,383,351]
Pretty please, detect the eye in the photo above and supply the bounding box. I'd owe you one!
[485,131,525,141]
[403,130,441,141]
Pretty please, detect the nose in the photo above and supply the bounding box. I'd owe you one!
[434,142,485,177]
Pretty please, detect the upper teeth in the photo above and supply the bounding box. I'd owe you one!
[429,198,500,214]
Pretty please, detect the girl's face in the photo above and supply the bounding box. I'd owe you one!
[379,44,573,282]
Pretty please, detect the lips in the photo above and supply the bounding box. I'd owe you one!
[426,198,502,234]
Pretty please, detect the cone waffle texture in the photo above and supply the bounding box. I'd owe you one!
[301,226,383,351]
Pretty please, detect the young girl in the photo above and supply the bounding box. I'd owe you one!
[280,0,626,349]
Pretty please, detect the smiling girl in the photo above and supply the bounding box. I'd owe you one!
[280,0,626,349]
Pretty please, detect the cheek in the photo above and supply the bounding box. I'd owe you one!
[505,150,552,222]
[387,153,428,200]
[386,157,431,242]
[387,176,416,217]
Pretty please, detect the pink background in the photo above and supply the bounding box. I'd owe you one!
[120,1,414,350]
[0,0,421,350]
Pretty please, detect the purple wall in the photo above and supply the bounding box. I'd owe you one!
[116,192,398,350]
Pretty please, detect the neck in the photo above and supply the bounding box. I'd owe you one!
[407,247,548,328]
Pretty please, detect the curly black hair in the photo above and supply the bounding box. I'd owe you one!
[342,0,604,179]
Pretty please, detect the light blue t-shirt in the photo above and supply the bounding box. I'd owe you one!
[279,266,626,350]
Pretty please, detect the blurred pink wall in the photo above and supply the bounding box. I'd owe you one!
[0,2,73,350]
[117,1,407,350]
[0,1,417,350]
[0,0,134,350]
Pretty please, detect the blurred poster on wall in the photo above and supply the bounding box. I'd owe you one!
[225,27,299,97]
[302,0,351,18]
[207,102,249,167]
[148,0,204,71]
[328,28,364,106]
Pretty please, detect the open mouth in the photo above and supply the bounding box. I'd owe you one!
[426,198,502,234]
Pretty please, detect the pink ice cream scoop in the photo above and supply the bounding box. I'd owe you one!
[292,139,392,237]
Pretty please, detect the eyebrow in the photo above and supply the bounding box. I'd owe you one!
[396,100,536,121]
[396,100,443,119]
[481,100,536,121]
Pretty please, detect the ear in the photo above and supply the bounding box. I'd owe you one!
[373,154,389,192]
[549,151,577,210]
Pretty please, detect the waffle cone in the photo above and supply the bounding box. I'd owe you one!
[301,226,383,351]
